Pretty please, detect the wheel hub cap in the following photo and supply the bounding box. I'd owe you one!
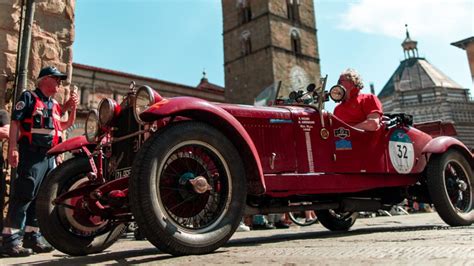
[457,180,468,191]
[189,176,212,194]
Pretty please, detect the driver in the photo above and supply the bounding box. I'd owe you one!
[333,68,383,131]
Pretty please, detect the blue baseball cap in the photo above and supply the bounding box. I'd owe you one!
[38,66,67,80]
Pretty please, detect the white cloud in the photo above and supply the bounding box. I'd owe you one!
[338,0,473,40]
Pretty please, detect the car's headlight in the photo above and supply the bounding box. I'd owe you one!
[329,85,346,102]
[85,110,99,142]
[133,86,155,124]
[98,98,119,126]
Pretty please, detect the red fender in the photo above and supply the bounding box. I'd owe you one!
[141,97,266,195]
[47,135,90,156]
[422,136,473,163]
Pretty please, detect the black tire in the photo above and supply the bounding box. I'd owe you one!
[36,157,126,256]
[288,211,318,226]
[315,210,358,231]
[130,121,247,256]
[427,149,473,226]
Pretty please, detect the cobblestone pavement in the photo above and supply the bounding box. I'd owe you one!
[1,212,473,265]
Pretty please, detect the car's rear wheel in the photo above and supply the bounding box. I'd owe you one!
[36,157,126,255]
[315,209,358,231]
[130,121,246,256]
[427,149,473,226]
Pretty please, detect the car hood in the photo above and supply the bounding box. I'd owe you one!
[216,103,294,120]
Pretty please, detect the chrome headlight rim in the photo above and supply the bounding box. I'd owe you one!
[98,98,117,126]
[329,85,346,102]
[85,110,100,143]
[133,85,155,124]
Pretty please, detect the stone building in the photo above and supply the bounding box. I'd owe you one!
[0,0,75,108]
[222,0,321,104]
[378,28,474,149]
[69,63,224,137]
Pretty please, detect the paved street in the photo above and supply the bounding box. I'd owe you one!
[1,212,473,265]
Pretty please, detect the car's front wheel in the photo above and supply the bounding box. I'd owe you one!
[36,157,126,255]
[427,149,473,226]
[130,121,247,256]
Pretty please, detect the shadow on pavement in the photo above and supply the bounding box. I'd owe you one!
[17,224,466,265]
[26,247,173,265]
[226,224,453,247]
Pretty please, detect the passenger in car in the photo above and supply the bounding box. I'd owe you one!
[333,68,383,131]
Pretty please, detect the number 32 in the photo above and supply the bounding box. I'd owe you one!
[397,144,408,159]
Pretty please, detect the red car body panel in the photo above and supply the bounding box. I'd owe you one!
[422,136,471,155]
[263,173,419,197]
[47,136,89,156]
[140,97,472,196]
[217,103,297,174]
[214,103,437,195]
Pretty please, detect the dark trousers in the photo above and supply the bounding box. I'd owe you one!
[4,144,54,229]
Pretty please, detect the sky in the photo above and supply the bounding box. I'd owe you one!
[74,0,473,110]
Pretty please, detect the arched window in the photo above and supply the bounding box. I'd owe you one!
[241,31,252,55]
[287,0,300,22]
[237,0,252,24]
[290,29,301,55]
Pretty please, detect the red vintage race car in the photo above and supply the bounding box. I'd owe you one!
[37,78,473,256]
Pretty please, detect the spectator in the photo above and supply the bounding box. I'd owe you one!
[2,66,78,257]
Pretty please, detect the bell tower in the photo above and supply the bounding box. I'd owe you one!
[222,0,321,104]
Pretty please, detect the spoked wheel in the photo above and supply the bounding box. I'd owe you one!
[427,150,473,226]
[130,122,246,256]
[315,209,358,231]
[36,157,126,256]
[288,211,318,226]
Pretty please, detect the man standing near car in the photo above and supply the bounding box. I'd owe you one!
[333,68,383,131]
[1,66,78,257]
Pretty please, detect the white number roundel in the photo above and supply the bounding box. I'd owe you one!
[388,129,415,174]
